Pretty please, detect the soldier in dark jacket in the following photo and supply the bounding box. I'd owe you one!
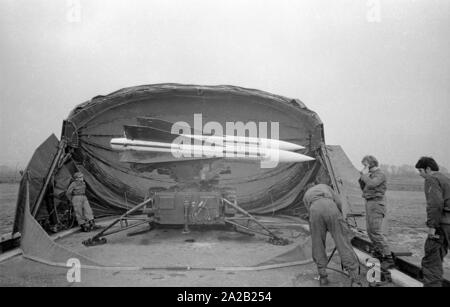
[415,157,450,287]
[358,155,395,269]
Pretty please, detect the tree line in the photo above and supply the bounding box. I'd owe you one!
[380,164,449,178]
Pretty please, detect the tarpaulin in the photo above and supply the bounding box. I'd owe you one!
[11,83,367,270]
[14,84,344,233]
[67,85,326,214]
[20,181,101,267]
[13,134,60,233]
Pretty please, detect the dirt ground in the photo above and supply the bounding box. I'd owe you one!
[0,223,367,287]
[0,255,357,287]
[1,181,449,286]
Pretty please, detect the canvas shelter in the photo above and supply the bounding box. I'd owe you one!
[14,84,354,234]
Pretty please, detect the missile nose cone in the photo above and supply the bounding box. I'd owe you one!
[280,142,305,151]
[260,139,305,151]
[296,155,315,162]
[275,150,315,163]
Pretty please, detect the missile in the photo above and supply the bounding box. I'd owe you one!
[122,124,305,151]
[185,134,304,151]
[110,138,315,163]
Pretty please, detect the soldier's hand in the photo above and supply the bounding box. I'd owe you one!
[361,166,369,175]
[427,228,440,240]
[427,227,436,236]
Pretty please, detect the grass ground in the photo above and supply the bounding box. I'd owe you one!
[0,183,18,235]
[1,180,449,276]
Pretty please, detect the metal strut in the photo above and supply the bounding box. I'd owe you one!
[82,196,290,246]
[222,198,290,245]
[82,198,154,246]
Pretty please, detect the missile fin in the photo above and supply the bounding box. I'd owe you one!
[123,125,191,143]
[136,117,209,136]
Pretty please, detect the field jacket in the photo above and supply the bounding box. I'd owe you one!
[424,172,450,228]
[66,180,86,200]
[358,167,387,201]
[303,184,343,213]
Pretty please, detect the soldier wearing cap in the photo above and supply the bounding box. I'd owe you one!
[66,172,96,232]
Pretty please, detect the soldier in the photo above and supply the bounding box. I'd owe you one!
[358,155,395,270]
[303,181,362,287]
[66,172,96,232]
[415,157,450,287]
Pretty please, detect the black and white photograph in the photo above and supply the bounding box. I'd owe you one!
[0,0,449,291]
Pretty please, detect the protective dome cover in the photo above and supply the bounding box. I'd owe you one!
[14,84,327,233]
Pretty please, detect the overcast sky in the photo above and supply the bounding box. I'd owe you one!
[1,0,449,170]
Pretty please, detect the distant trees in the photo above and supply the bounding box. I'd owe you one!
[0,165,22,183]
[380,163,449,178]
[380,164,414,177]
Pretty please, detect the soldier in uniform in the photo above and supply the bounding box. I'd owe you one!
[415,157,450,287]
[66,172,96,232]
[303,181,362,287]
[358,155,395,270]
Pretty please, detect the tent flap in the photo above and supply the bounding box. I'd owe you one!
[13,134,60,233]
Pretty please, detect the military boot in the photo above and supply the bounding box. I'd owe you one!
[80,223,90,232]
[351,280,363,287]
[372,250,383,261]
[381,254,396,270]
[319,275,329,286]
[89,219,101,230]
[349,271,363,287]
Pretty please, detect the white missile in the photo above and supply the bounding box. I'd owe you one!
[123,123,305,152]
[184,134,304,151]
[110,138,315,163]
